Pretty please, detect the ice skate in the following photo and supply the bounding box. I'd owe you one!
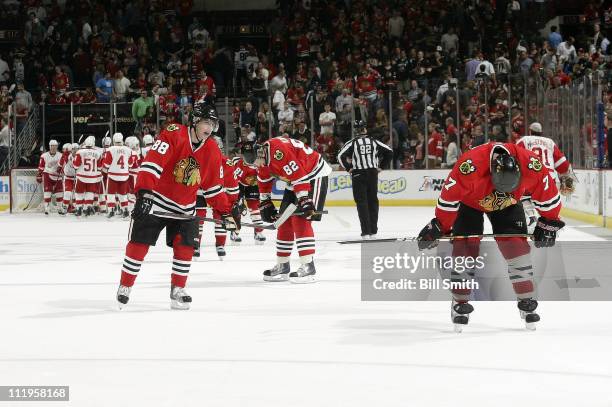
[230,231,242,244]
[289,261,316,284]
[193,246,201,258]
[75,207,83,217]
[57,206,67,216]
[263,262,290,282]
[122,208,130,218]
[518,298,540,330]
[216,246,226,260]
[170,285,192,310]
[116,285,132,310]
[44,205,49,215]
[451,299,474,333]
[254,231,266,245]
[107,209,115,219]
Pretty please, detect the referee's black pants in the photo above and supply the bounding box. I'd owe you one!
[351,168,379,236]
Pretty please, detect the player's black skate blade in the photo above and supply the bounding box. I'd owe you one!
[216,246,226,260]
[116,285,131,310]
[518,299,539,330]
[451,301,473,333]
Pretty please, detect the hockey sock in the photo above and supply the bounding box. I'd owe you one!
[120,242,150,287]
[171,235,193,288]
[450,238,480,302]
[293,216,315,263]
[212,210,226,246]
[276,219,294,261]
[119,194,128,208]
[496,237,534,298]
[43,191,51,205]
[247,200,264,233]
[195,209,206,249]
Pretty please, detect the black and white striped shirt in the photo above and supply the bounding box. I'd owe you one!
[337,136,393,170]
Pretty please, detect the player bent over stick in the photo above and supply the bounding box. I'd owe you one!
[255,137,332,283]
[116,104,240,310]
[417,143,565,331]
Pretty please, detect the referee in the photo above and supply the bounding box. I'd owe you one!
[337,120,393,239]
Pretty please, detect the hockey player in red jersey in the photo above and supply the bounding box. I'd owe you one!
[102,133,138,218]
[255,137,332,283]
[72,136,104,216]
[116,104,240,310]
[417,143,565,330]
[193,155,241,260]
[37,140,63,215]
[230,146,266,244]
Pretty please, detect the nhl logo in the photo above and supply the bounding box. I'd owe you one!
[274,150,284,161]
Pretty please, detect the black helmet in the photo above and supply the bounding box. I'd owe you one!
[241,142,256,164]
[491,146,521,192]
[190,103,219,132]
[354,119,367,136]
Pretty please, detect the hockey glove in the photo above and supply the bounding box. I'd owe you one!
[259,198,278,223]
[533,217,565,248]
[132,190,154,220]
[559,175,575,196]
[36,173,42,183]
[417,218,443,251]
[297,195,316,219]
[232,199,247,217]
[221,213,240,231]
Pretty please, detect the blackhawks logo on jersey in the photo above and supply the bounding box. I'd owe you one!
[478,191,517,212]
[244,175,257,186]
[173,156,201,186]
[167,123,180,131]
[459,159,476,175]
[528,157,542,172]
[274,149,284,161]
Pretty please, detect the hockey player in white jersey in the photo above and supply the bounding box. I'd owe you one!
[516,122,575,230]
[37,140,63,215]
[72,136,103,216]
[102,133,137,218]
[58,143,79,214]
[126,136,142,208]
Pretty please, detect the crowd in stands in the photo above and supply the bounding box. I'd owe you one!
[1,0,611,171]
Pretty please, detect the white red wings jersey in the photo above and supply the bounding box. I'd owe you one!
[257,137,332,195]
[58,151,77,179]
[72,148,104,183]
[38,151,62,181]
[135,123,230,216]
[103,145,137,182]
[516,136,570,179]
[230,157,259,187]
[435,143,562,233]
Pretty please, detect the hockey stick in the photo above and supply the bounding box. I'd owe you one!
[23,182,40,211]
[337,233,534,245]
[152,211,276,230]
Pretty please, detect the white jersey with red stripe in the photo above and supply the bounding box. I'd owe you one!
[103,145,136,182]
[38,152,62,181]
[72,148,103,183]
[59,152,77,179]
[516,136,570,180]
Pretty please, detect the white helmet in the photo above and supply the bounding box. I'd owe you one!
[112,132,124,145]
[143,134,154,146]
[62,143,71,152]
[49,139,59,147]
[84,136,96,148]
[71,143,79,151]
[529,122,542,134]
[102,136,112,147]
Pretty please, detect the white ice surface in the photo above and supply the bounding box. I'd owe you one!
[0,207,611,407]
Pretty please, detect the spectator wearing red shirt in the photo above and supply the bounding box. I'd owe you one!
[356,65,379,101]
[427,122,443,168]
[195,70,216,95]
[52,66,69,95]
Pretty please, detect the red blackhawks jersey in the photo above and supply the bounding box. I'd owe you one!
[230,157,259,188]
[38,152,62,181]
[221,156,240,200]
[516,136,569,179]
[136,123,230,216]
[257,137,332,195]
[435,143,562,233]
